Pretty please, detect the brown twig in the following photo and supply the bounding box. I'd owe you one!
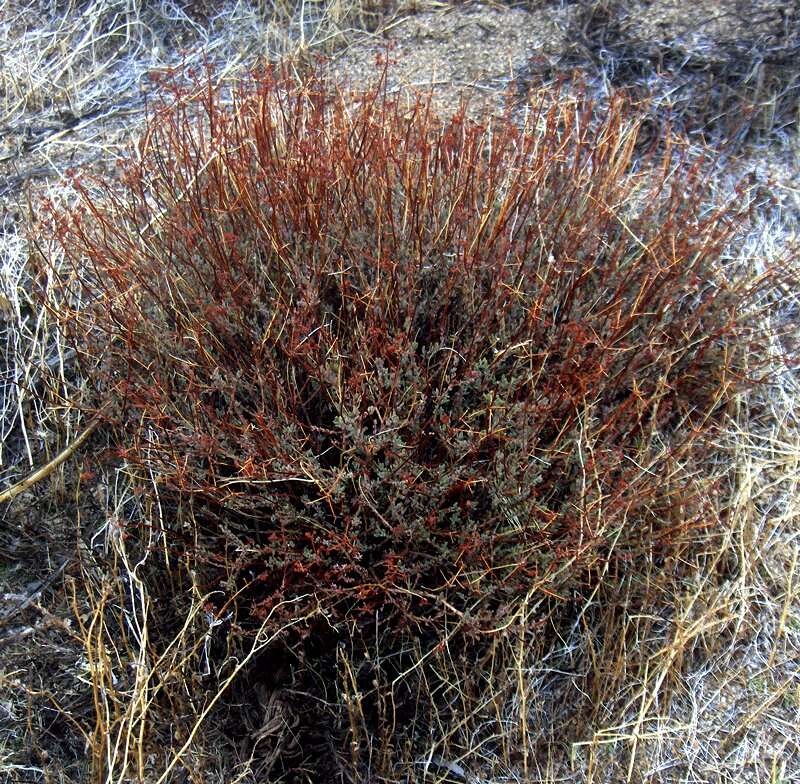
[0,418,99,504]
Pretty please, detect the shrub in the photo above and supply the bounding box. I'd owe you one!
[45,67,765,636]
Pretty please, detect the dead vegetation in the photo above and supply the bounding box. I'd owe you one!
[1,1,799,782]
[552,0,800,147]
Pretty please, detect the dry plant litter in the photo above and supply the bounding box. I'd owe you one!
[1,2,799,783]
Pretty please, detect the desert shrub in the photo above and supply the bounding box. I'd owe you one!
[43,66,767,639]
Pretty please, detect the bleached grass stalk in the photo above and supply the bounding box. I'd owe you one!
[0,214,81,483]
[565,208,800,783]
[73,465,321,782]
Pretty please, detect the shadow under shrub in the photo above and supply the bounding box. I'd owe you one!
[44,67,769,642]
[553,0,800,145]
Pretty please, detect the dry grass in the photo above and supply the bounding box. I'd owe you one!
[553,0,800,148]
[1,2,799,783]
